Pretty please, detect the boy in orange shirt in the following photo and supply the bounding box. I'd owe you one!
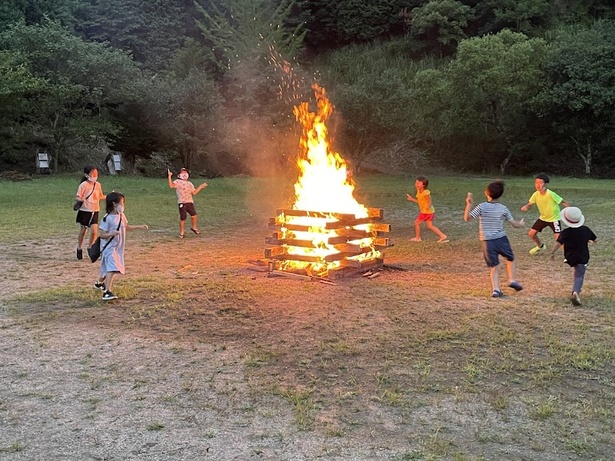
[406,176,449,243]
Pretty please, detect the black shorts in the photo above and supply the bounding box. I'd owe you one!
[178,202,197,220]
[531,219,561,233]
[482,236,514,267]
[76,210,99,227]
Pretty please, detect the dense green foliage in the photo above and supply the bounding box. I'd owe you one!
[1,0,615,176]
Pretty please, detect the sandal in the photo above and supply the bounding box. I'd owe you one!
[191,228,200,235]
[179,233,184,239]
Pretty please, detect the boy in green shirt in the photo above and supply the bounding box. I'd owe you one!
[521,173,570,255]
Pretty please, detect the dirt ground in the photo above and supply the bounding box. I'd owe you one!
[1,228,613,461]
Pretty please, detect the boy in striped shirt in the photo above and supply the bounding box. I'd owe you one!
[464,181,525,298]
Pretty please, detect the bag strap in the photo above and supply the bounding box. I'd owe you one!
[101,215,122,253]
[84,183,96,200]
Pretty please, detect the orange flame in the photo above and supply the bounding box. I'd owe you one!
[275,85,381,273]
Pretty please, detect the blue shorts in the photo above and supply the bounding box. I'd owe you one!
[482,236,514,267]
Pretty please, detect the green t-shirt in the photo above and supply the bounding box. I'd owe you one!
[529,189,563,222]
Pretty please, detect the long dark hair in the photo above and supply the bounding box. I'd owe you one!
[105,191,125,214]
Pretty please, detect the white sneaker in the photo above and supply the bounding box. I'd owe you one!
[570,292,581,306]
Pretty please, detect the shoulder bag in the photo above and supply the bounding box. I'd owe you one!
[88,216,122,263]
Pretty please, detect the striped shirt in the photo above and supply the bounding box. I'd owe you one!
[469,202,514,241]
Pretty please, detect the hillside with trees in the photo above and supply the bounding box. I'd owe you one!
[1,0,614,176]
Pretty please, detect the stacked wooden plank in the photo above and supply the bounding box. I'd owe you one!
[264,207,391,279]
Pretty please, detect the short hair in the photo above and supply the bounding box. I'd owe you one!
[105,191,125,214]
[416,176,429,188]
[536,173,550,184]
[486,181,505,200]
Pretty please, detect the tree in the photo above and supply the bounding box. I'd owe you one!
[411,30,547,173]
[315,41,426,171]
[534,21,615,175]
[0,49,45,167]
[303,0,409,49]
[0,0,81,31]
[0,21,140,170]
[194,0,306,71]
[75,0,193,72]
[410,0,474,52]
[141,71,223,170]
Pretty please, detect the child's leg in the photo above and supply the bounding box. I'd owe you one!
[528,228,542,247]
[413,218,421,239]
[179,219,186,236]
[489,265,500,291]
[105,271,117,292]
[191,214,198,231]
[88,223,99,247]
[78,226,87,248]
[426,221,447,240]
[505,259,518,283]
[572,264,587,294]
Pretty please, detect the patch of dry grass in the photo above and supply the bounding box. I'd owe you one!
[2,174,615,460]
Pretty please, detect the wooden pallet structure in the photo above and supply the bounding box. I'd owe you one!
[262,207,392,280]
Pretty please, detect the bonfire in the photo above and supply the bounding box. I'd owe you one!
[265,84,390,279]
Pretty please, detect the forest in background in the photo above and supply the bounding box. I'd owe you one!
[1,0,614,177]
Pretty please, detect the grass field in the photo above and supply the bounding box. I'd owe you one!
[1,173,614,460]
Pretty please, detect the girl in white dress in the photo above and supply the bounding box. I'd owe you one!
[95,192,148,301]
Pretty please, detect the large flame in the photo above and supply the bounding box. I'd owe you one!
[276,84,380,273]
[292,85,367,217]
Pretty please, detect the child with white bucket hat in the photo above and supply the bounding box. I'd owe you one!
[549,207,597,306]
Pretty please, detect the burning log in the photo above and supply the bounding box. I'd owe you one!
[264,207,391,279]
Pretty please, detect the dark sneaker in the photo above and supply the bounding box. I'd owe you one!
[491,290,504,298]
[77,248,83,260]
[94,281,106,291]
[509,281,523,291]
[570,291,581,306]
[102,291,117,301]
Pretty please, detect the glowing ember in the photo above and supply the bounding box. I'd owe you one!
[271,84,384,275]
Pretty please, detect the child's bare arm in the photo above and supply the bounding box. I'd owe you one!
[549,242,562,259]
[406,194,417,203]
[509,217,525,228]
[167,169,176,188]
[126,224,149,231]
[463,192,473,222]
[193,182,208,195]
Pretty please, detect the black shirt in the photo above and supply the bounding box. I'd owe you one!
[556,226,597,266]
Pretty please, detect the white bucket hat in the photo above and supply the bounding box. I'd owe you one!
[560,207,585,228]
